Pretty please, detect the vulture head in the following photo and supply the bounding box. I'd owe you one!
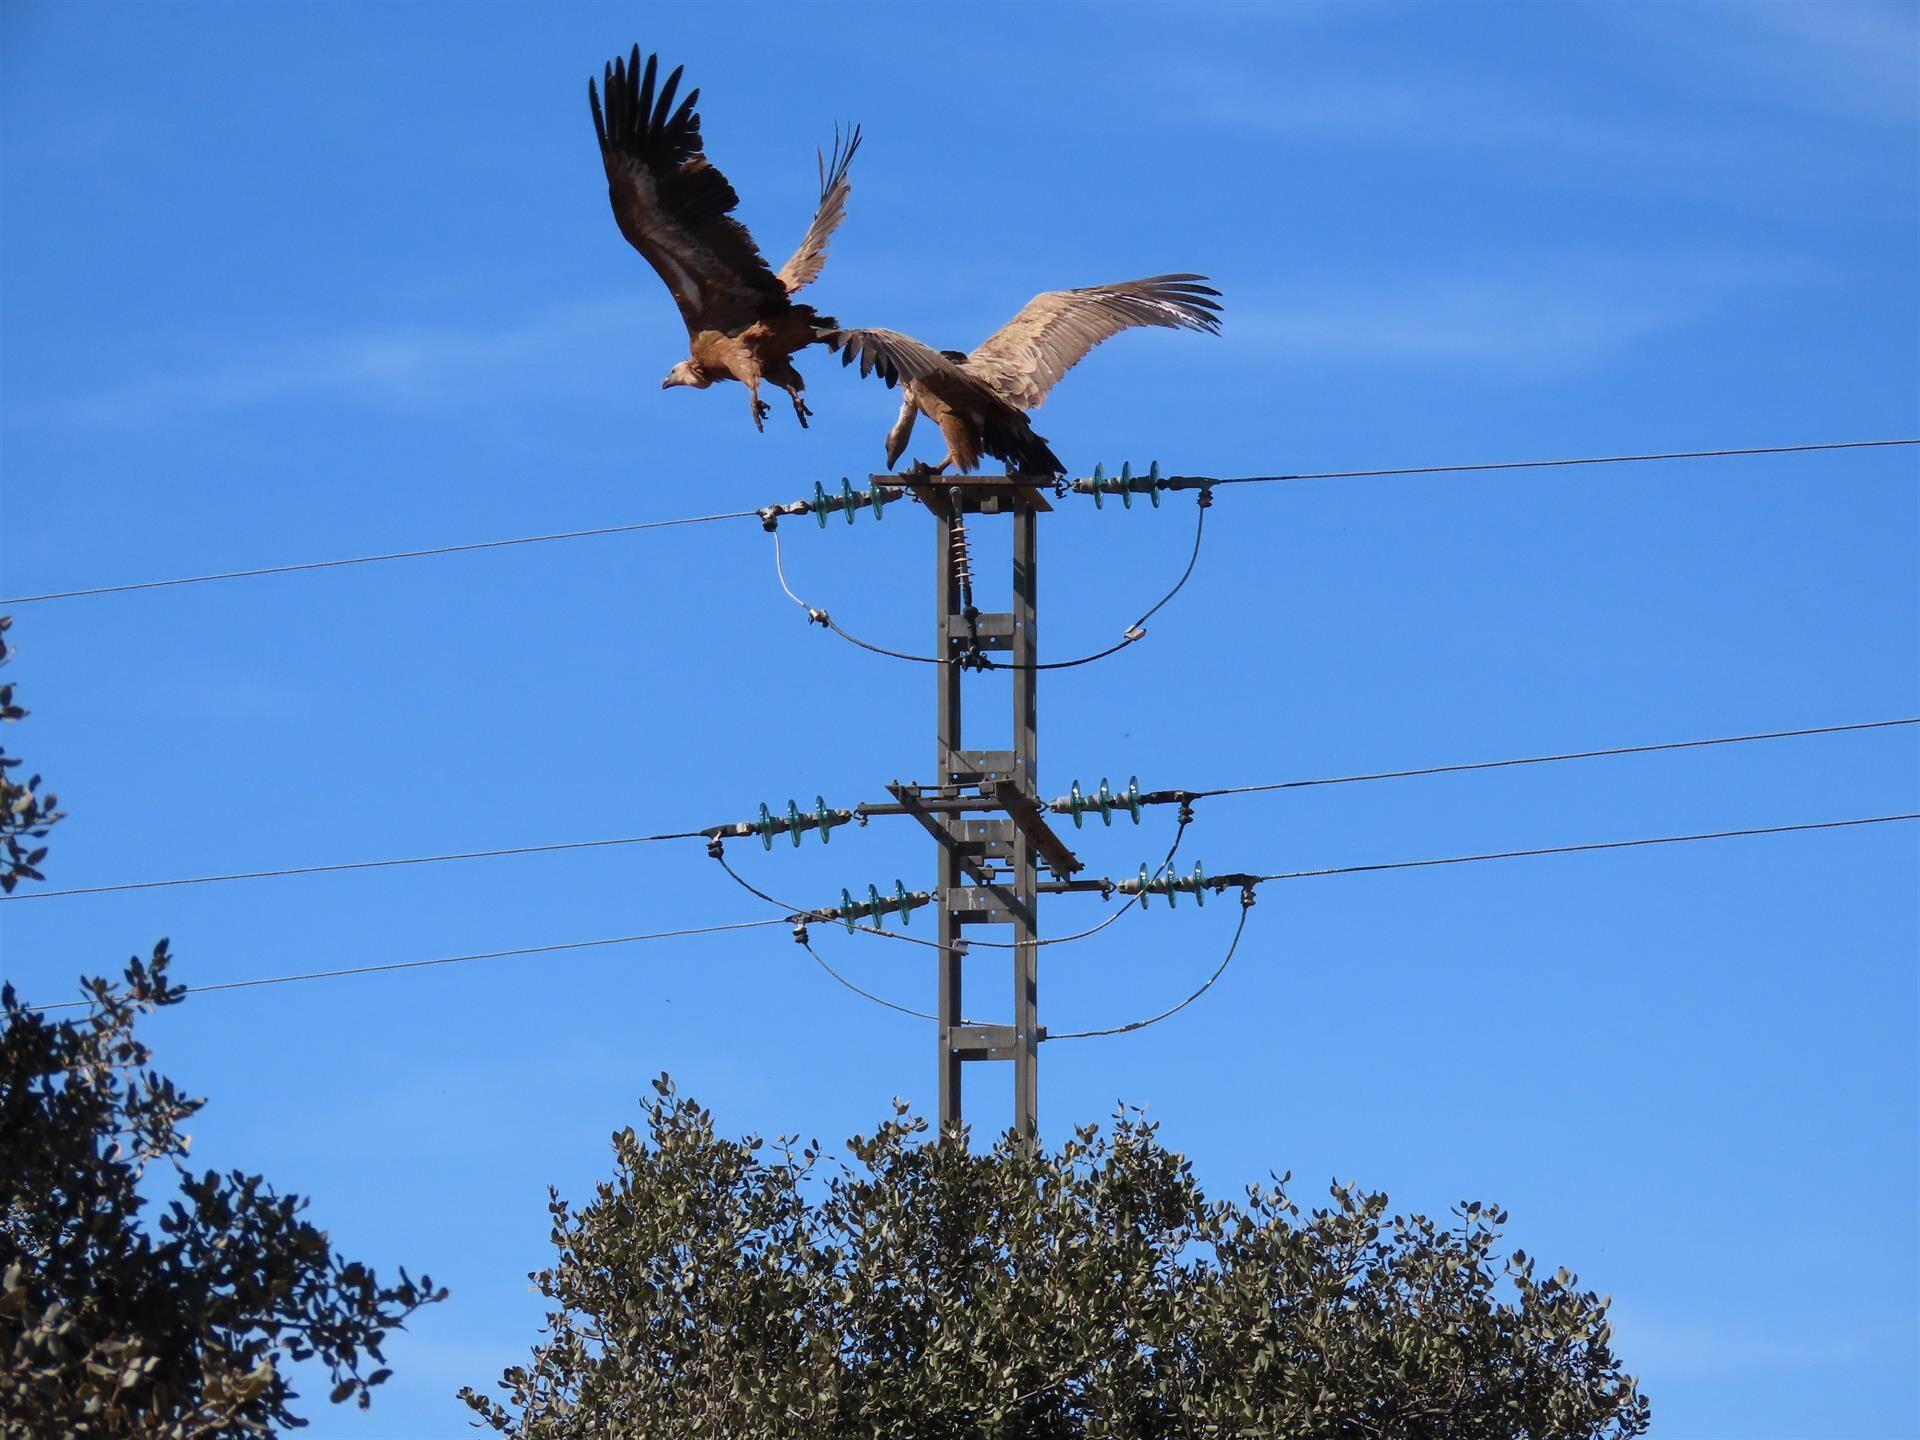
[661,360,713,391]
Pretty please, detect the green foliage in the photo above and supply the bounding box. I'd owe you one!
[465,1078,1650,1439]
[0,617,61,894]
[0,616,446,1437]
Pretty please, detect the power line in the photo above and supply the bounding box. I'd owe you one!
[1184,717,1920,802]
[1041,812,1918,1042]
[1045,898,1254,1042]
[20,917,789,1013]
[0,509,762,606]
[1253,812,1918,883]
[768,491,1209,670]
[12,717,1911,905]
[19,814,1911,1017]
[1186,438,1918,488]
[3,829,710,902]
[7,438,1909,609]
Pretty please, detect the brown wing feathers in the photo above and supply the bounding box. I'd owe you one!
[966,275,1224,411]
[587,45,788,331]
[777,124,863,295]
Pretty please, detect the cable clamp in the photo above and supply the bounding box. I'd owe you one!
[706,835,725,860]
[1099,877,1116,902]
[1239,883,1257,909]
[757,506,782,532]
[806,607,831,628]
[791,919,810,944]
[1197,485,1214,510]
[1177,799,1195,825]
[1123,625,1147,643]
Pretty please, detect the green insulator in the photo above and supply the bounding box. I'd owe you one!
[1096,778,1114,826]
[868,480,887,520]
[839,889,858,933]
[1068,779,1087,828]
[1119,460,1133,509]
[894,881,912,925]
[867,883,885,927]
[787,800,804,848]
[839,478,858,524]
[1165,864,1178,909]
[1091,461,1105,509]
[815,797,833,845]
[1137,863,1152,910]
[1124,776,1142,824]
[812,481,831,528]
[1148,460,1162,507]
[757,802,775,851]
[1191,861,1206,906]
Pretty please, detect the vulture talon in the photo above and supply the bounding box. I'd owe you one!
[792,396,813,428]
[751,397,771,431]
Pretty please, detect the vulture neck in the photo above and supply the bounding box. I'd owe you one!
[885,393,919,469]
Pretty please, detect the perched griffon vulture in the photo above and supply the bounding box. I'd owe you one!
[828,276,1224,474]
[587,45,860,430]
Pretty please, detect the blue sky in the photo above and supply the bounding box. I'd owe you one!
[3,2,1916,1436]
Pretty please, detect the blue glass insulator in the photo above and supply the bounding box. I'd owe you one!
[839,889,858,933]
[813,481,831,529]
[867,883,885,927]
[1119,461,1133,509]
[1096,778,1114,827]
[815,797,833,844]
[787,800,804,848]
[840,478,858,524]
[895,881,912,925]
[1192,861,1206,906]
[1091,462,1105,509]
[1124,776,1142,824]
[1068,779,1086,828]
[868,481,887,520]
[757,802,775,851]
[1137,863,1152,909]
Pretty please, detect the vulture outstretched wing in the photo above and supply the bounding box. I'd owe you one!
[588,46,790,338]
[829,328,1064,474]
[965,275,1224,411]
[776,124,862,295]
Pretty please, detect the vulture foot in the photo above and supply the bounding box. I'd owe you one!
[750,396,771,432]
[791,395,812,428]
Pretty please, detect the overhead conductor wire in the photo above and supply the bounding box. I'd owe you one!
[21,918,790,1014]
[9,716,1909,904]
[1043,811,1918,1041]
[2,509,762,606]
[769,491,1209,670]
[8,439,1910,608]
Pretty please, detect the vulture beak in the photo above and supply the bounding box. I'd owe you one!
[660,377,674,390]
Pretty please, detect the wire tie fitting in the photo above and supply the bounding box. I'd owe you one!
[706,835,725,859]
[806,607,830,628]
[1177,799,1195,825]
[791,919,810,944]
[757,506,782,532]
[1124,625,1146,643]
[1239,883,1257,910]
[1197,484,1214,510]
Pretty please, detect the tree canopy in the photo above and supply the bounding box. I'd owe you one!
[0,617,446,1437]
[465,1078,1649,1439]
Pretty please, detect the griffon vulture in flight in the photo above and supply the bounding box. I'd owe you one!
[588,45,860,430]
[828,276,1223,474]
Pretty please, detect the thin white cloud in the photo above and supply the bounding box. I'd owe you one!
[38,297,655,426]
[1709,0,1920,122]
[1221,255,1815,369]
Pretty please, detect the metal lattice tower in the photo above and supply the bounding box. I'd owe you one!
[880,474,1083,1141]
